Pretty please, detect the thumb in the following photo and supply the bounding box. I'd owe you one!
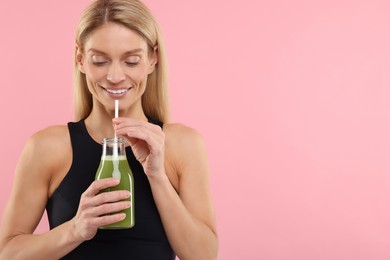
[126,137,139,147]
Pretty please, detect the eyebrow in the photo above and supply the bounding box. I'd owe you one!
[87,48,144,55]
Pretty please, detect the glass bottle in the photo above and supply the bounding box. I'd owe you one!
[95,137,134,229]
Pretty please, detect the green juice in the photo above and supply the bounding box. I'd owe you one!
[95,155,135,229]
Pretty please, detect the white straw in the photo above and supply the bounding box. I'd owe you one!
[115,99,119,119]
[114,100,119,139]
[112,99,120,179]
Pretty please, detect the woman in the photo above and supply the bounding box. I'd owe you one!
[0,0,218,259]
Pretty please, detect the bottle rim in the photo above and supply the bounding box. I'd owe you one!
[101,137,127,144]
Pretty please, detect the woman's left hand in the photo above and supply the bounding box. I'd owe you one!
[112,117,165,177]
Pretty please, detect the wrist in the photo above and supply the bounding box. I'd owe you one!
[64,219,84,246]
[146,169,169,184]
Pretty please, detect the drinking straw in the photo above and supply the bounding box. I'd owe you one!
[114,99,119,139]
[112,99,120,179]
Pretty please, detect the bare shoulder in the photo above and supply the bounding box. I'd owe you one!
[163,123,207,155]
[163,123,205,146]
[21,125,71,179]
[30,125,69,144]
[163,123,208,177]
[27,125,70,157]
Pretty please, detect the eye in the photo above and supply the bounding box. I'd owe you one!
[92,61,107,66]
[91,55,108,66]
[125,56,141,66]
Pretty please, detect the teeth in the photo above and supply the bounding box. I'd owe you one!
[105,88,128,94]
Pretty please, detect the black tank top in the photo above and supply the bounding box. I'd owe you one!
[46,119,175,260]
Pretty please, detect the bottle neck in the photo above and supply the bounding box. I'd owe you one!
[102,138,127,158]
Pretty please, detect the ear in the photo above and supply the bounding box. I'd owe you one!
[148,45,158,74]
[75,45,86,74]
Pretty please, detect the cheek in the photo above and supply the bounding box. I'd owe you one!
[84,66,107,82]
[126,67,150,84]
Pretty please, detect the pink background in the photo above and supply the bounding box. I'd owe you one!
[1,0,390,259]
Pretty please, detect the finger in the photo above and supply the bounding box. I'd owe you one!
[83,178,120,197]
[112,117,147,128]
[121,128,164,155]
[92,200,131,217]
[94,190,131,204]
[79,190,131,219]
[113,117,160,133]
[112,118,164,154]
[118,135,140,147]
[115,123,163,142]
[88,213,127,228]
[100,213,127,226]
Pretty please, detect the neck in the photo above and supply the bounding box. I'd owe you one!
[84,98,147,142]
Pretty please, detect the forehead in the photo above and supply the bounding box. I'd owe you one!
[84,22,148,54]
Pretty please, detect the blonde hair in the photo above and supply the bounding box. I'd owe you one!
[73,0,169,122]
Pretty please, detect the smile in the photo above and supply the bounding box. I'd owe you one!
[101,86,131,94]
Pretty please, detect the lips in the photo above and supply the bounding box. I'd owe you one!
[101,86,131,95]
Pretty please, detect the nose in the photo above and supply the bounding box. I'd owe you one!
[106,62,126,83]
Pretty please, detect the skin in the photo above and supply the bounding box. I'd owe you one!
[0,22,218,260]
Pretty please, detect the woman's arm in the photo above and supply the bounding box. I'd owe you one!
[114,118,218,260]
[0,127,82,259]
[0,127,131,259]
[150,124,218,260]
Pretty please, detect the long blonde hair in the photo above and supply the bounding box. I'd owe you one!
[73,0,169,122]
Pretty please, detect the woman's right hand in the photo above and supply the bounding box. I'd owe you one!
[70,178,131,242]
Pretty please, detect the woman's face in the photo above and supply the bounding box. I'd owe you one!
[77,22,157,113]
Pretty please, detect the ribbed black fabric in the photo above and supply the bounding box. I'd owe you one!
[46,119,175,260]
